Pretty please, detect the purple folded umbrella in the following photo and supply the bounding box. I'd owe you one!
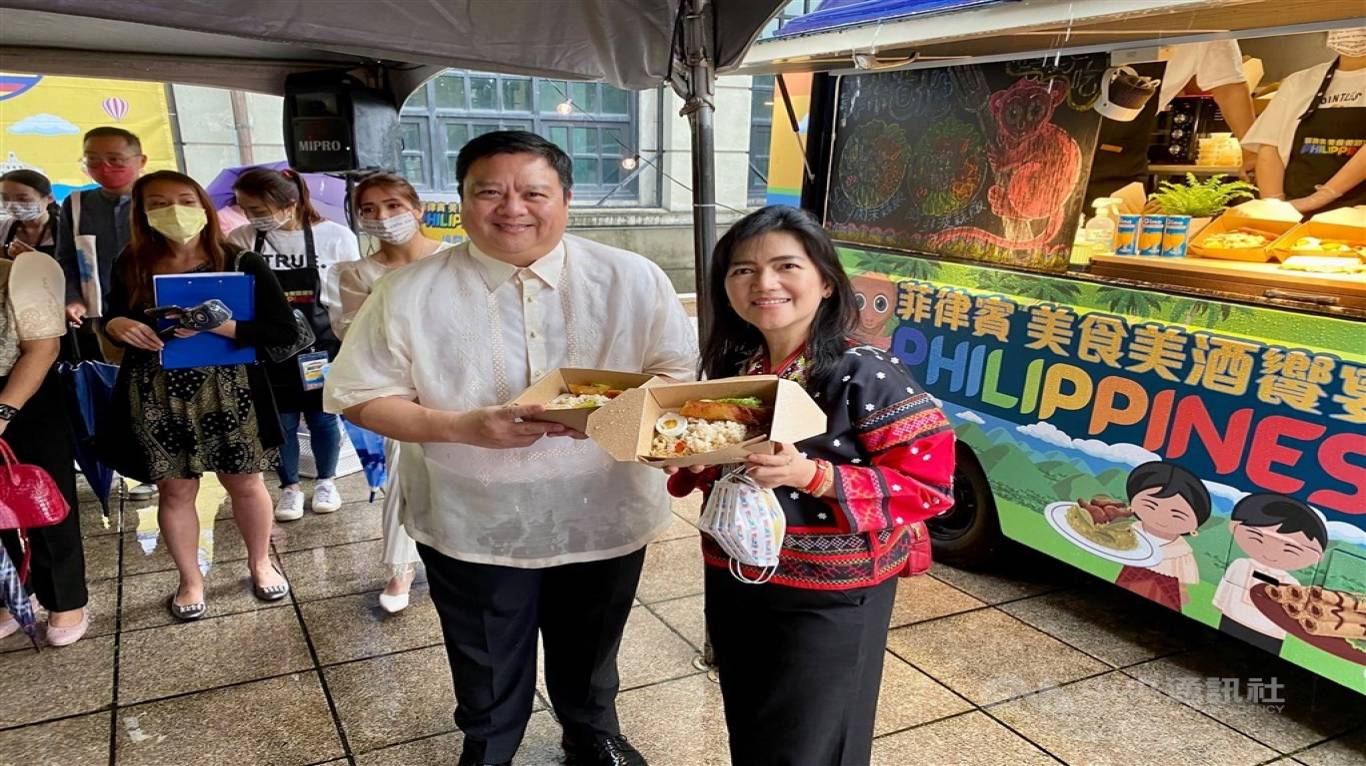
[205,162,351,227]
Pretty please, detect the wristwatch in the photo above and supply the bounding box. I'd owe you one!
[0,404,17,422]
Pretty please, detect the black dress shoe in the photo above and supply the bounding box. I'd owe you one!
[458,739,510,766]
[562,733,647,766]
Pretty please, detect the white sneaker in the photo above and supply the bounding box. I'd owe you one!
[312,480,342,514]
[275,487,305,522]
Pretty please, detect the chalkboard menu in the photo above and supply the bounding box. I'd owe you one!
[825,54,1106,273]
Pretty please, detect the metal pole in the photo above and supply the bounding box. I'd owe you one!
[683,0,717,344]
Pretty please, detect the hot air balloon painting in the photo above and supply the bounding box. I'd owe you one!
[101,97,129,122]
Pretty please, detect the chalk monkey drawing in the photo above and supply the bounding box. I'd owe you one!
[931,78,1082,252]
[851,273,897,350]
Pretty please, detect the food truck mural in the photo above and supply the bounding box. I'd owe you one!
[769,52,1365,692]
[843,252,1366,691]
[0,73,177,199]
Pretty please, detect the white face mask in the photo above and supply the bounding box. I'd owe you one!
[4,201,44,221]
[1327,28,1366,58]
[360,213,419,245]
[697,470,787,584]
[248,211,290,232]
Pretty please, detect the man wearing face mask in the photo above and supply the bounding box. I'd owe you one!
[54,126,147,360]
[1246,27,1366,213]
[325,132,697,766]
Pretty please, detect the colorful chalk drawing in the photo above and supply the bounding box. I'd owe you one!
[825,54,1104,273]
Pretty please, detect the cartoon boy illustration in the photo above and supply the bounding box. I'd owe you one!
[1114,462,1211,611]
[1213,493,1328,655]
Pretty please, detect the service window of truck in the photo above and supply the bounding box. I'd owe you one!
[759,11,1366,693]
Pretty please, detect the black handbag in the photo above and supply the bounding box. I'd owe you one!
[264,308,315,364]
[232,250,316,363]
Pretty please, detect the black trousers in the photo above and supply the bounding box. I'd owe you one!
[0,371,86,612]
[418,543,646,763]
[706,567,899,766]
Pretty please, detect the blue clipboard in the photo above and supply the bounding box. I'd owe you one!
[153,272,256,369]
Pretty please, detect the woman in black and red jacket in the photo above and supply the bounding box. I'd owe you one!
[669,205,955,766]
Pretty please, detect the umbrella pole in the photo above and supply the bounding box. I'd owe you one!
[682,0,717,344]
[681,0,719,676]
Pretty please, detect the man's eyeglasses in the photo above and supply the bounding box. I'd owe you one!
[81,154,140,169]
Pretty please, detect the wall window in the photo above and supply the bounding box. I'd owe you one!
[748,76,776,206]
[399,71,637,204]
[758,0,822,39]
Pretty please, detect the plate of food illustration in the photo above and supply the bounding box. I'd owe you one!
[1252,583,1366,665]
[1045,496,1161,567]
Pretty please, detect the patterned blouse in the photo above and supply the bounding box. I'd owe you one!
[669,343,956,591]
[0,253,66,377]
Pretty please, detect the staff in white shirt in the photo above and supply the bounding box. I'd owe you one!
[324,131,696,766]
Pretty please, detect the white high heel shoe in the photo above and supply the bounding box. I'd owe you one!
[378,591,409,614]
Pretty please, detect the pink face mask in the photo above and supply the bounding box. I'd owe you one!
[87,164,139,191]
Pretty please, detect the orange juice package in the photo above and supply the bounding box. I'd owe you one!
[1138,215,1166,256]
[1115,214,1141,255]
[1162,215,1192,257]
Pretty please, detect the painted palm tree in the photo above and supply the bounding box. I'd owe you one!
[1099,287,1167,320]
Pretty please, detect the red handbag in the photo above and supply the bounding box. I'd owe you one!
[907,521,932,576]
[0,438,71,582]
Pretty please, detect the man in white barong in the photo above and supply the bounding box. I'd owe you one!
[324,131,695,766]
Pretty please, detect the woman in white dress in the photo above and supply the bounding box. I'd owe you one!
[332,172,449,613]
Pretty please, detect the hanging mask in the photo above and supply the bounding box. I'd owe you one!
[1326,28,1366,58]
[697,469,787,584]
[360,213,419,245]
[3,201,45,221]
[147,204,208,244]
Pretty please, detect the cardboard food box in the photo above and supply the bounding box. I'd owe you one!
[512,368,659,431]
[586,375,828,468]
[1189,201,1302,262]
[1271,210,1366,263]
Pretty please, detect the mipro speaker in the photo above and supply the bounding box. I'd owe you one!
[284,71,399,173]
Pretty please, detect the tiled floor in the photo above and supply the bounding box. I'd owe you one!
[1,473,1362,766]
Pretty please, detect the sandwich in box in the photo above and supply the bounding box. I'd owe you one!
[512,368,659,431]
[1189,198,1302,262]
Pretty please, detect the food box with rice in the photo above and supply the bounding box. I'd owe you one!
[1270,207,1366,272]
[585,375,827,467]
[1189,198,1302,262]
[511,368,659,431]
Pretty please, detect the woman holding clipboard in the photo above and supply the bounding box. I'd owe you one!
[101,170,299,621]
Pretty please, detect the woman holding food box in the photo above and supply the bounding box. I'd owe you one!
[100,170,298,622]
[332,171,449,614]
[666,205,956,766]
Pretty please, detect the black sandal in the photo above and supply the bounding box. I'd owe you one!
[167,595,207,621]
[252,567,291,602]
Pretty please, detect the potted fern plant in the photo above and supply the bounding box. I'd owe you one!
[1147,173,1259,235]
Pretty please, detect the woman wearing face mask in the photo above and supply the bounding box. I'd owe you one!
[101,170,299,621]
[666,206,955,766]
[331,172,448,613]
[1246,27,1366,213]
[0,234,86,646]
[1,170,60,260]
[227,168,360,522]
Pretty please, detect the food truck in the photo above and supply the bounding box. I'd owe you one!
[747,0,1366,692]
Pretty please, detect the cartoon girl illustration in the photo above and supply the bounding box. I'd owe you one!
[1113,462,1212,611]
